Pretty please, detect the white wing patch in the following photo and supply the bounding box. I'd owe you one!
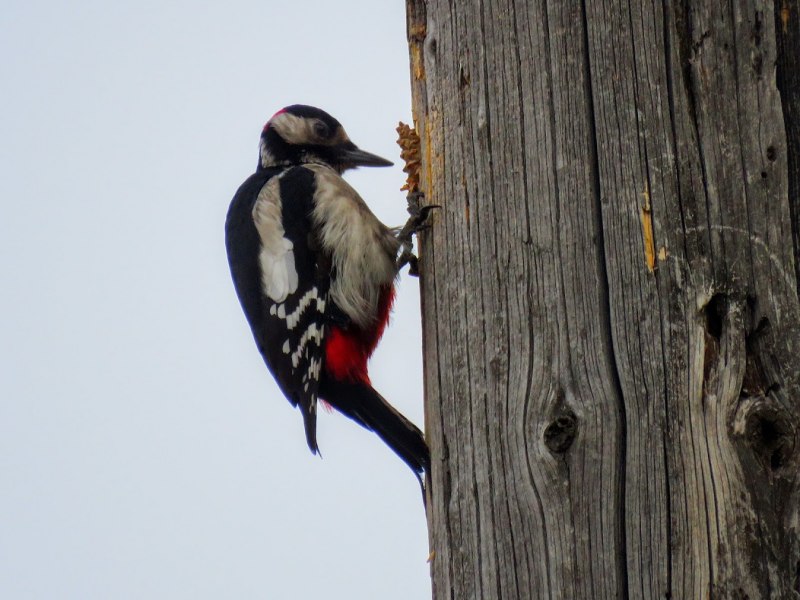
[252,176,299,302]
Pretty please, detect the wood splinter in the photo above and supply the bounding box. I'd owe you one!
[396,122,421,194]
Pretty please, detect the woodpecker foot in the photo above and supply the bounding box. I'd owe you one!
[396,192,439,276]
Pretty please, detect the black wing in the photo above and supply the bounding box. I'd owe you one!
[225,166,330,453]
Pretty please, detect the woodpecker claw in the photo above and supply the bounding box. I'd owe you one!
[406,190,425,207]
[402,254,420,276]
[396,192,440,276]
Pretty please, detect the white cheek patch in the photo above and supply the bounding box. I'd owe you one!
[271,113,316,145]
[252,177,299,303]
[259,138,274,169]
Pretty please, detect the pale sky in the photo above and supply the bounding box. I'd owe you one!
[1,1,430,598]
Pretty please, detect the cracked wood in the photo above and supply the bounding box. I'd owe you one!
[408,0,800,598]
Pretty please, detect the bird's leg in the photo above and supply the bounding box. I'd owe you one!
[395,191,439,276]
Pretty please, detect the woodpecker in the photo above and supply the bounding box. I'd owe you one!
[225,105,431,477]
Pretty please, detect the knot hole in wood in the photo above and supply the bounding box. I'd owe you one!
[544,411,578,454]
[742,402,796,473]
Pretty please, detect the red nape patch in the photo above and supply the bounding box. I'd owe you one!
[324,327,370,384]
[263,107,287,131]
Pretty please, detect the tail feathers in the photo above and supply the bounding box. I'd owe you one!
[299,396,319,455]
[320,378,430,475]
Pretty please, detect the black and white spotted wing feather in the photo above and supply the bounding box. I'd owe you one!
[225,166,330,453]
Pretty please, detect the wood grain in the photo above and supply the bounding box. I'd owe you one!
[408,0,800,598]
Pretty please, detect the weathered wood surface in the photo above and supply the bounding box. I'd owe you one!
[407,1,800,598]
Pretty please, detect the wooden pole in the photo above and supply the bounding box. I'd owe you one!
[407,1,800,598]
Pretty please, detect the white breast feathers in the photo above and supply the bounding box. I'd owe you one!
[306,164,400,329]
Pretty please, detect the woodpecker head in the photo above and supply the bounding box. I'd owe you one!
[258,105,393,174]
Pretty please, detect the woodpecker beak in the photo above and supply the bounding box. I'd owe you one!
[336,143,393,168]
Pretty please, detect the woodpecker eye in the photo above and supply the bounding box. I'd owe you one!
[313,121,330,139]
